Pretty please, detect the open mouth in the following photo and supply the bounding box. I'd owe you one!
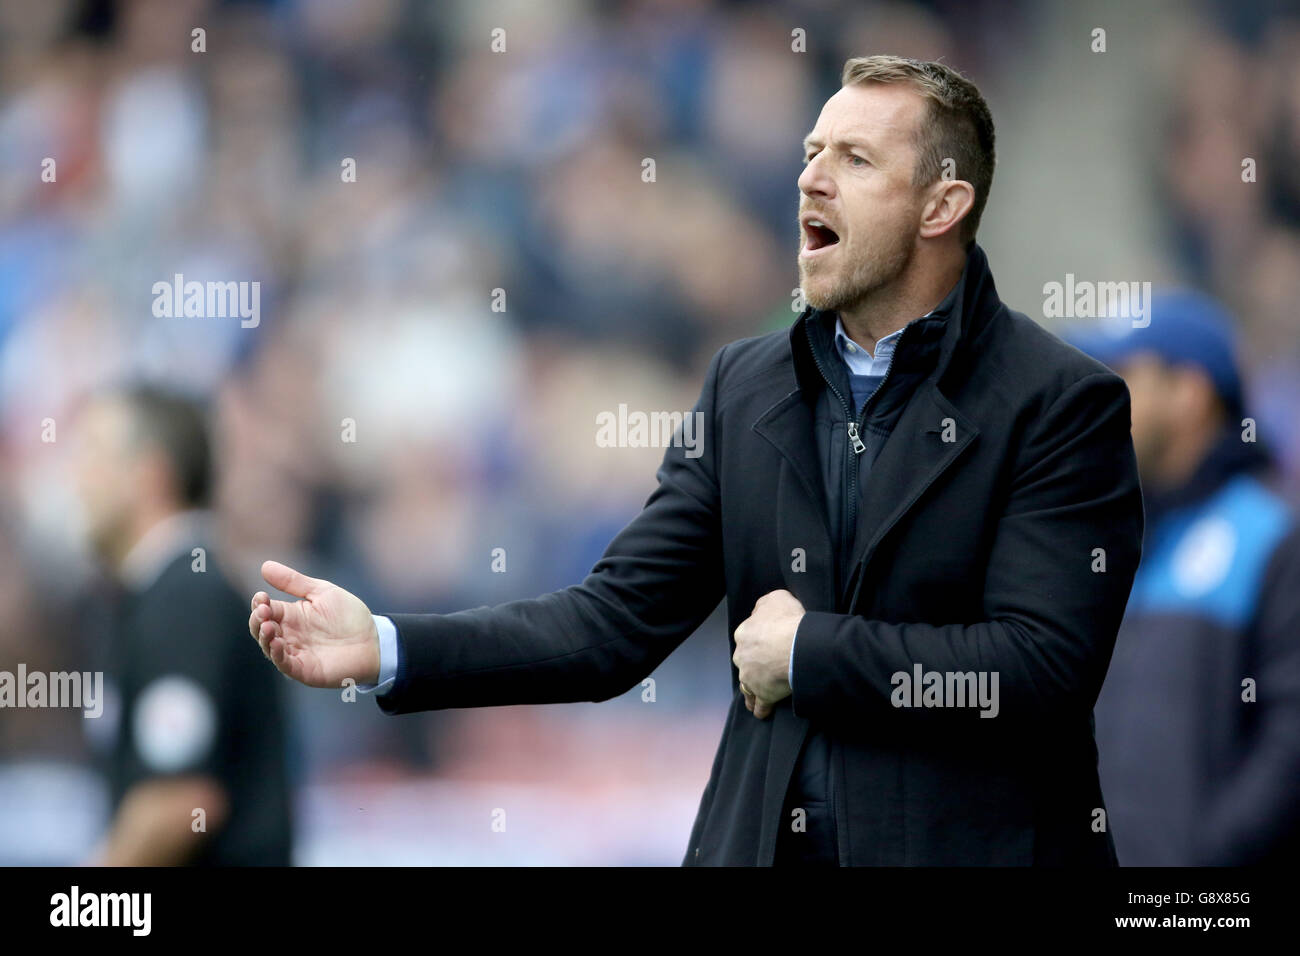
[802,217,841,253]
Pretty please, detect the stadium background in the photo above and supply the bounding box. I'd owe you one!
[2,0,1298,864]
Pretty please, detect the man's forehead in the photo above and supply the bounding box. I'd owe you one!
[803,84,919,147]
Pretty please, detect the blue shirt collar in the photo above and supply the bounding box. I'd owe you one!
[833,315,912,376]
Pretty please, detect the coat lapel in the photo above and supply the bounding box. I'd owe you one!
[843,382,979,611]
[751,389,837,613]
[756,701,808,865]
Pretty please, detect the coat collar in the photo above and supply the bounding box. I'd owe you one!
[789,241,1001,398]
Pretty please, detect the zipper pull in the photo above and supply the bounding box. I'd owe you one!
[846,421,866,454]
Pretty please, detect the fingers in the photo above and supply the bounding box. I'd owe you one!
[261,560,320,600]
[249,593,287,650]
[739,682,772,719]
[250,592,264,639]
[268,631,287,669]
[257,620,301,683]
[256,617,281,656]
[254,599,286,624]
[250,586,299,682]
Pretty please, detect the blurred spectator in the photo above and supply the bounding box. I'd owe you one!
[1071,291,1300,865]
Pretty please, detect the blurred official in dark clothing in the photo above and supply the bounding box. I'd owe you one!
[1073,291,1300,865]
[75,385,292,865]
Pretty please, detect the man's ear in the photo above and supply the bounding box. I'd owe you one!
[918,179,975,240]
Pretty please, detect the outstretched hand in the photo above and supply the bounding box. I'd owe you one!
[249,561,381,688]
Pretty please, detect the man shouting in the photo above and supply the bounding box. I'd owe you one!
[250,55,1143,866]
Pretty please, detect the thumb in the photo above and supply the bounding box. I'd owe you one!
[262,560,321,599]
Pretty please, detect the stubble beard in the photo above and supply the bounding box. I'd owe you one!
[798,229,913,316]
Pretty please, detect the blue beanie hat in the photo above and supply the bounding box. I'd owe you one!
[1063,288,1245,417]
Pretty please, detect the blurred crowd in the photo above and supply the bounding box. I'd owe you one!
[0,0,1297,864]
[1157,3,1300,495]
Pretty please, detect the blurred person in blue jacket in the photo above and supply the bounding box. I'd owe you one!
[1071,290,1300,865]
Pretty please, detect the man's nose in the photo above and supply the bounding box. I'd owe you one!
[798,154,835,200]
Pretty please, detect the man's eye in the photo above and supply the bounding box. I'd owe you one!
[849,155,868,167]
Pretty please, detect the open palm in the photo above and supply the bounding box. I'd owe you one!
[249,561,380,688]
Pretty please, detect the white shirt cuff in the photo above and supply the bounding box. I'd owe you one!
[788,623,799,692]
[357,614,398,695]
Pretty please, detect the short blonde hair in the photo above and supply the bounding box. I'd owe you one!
[841,55,996,243]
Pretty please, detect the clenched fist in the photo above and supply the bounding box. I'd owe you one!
[732,588,805,719]
[249,561,380,688]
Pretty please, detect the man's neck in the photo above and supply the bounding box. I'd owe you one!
[116,507,209,590]
[836,249,965,355]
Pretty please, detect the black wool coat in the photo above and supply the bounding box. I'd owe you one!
[376,242,1145,866]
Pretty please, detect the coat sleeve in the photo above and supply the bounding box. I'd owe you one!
[374,346,729,715]
[1194,523,1300,864]
[789,370,1144,731]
